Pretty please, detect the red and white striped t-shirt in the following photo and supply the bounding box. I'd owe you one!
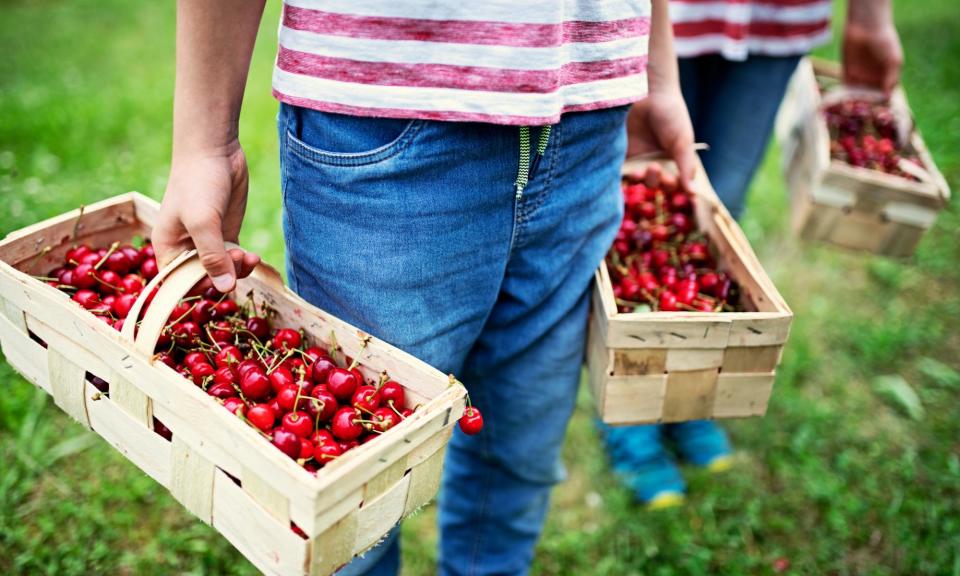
[272,0,651,126]
[671,0,832,60]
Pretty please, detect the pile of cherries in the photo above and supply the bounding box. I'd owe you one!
[609,164,741,314]
[43,239,483,475]
[823,98,923,180]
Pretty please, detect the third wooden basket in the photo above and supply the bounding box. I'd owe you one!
[0,193,466,575]
[587,159,792,425]
[777,57,950,257]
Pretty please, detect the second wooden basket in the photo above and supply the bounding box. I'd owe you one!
[588,159,792,425]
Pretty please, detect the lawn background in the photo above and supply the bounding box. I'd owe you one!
[1,1,958,574]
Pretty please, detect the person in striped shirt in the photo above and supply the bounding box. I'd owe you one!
[603,0,903,509]
[155,1,695,574]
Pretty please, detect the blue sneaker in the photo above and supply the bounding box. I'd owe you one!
[600,422,687,507]
[665,420,733,471]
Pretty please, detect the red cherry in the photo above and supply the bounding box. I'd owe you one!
[303,346,328,365]
[214,345,243,368]
[331,407,363,441]
[66,244,92,263]
[72,263,97,289]
[111,293,138,318]
[214,299,239,318]
[206,320,233,344]
[72,289,101,309]
[213,366,237,386]
[140,257,159,279]
[638,201,657,220]
[104,251,132,275]
[338,440,359,453]
[658,291,680,312]
[223,397,247,417]
[183,351,208,367]
[277,385,305,412]
[155,352,177,369]
[97,269,121,294]
[310,429,335,446]
[140,243,155,259]
[236,359,263,380]
[269,366,295,394]
[191,299,217,325]
[269,398,283,419]
[170,321,200,346]
[272,429,301,459]
[281,411,313,438]
[373,407,401,432]
[313,441,342,465]
[190,362,215,385]
[458,407,484,435]
[327,368,359,401]
[351,385,380,413]
[699,272,720,295]
[79,252,101,266]
[379,381,405,409]
[272,328,302,352]
[311,356,337,384]
[207,381,237,399]
[240,369,271,401]
[307,386,339,422]
[118,274,145,295]
[298,438,315,460]
[120,245,142,268]
[245,316,269,340]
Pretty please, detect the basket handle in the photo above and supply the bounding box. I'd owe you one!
[120,242,286,358]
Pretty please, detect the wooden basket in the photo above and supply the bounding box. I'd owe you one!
[0,193,467,575]
[778,58,950,257]
[587,159,792,425]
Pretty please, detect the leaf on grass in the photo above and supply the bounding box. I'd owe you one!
[47,433,99,464]
[917,357,960,389]
[872,375,925,420]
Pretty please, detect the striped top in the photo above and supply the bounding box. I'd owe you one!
[272,0,651,125]
[672,0,832,61]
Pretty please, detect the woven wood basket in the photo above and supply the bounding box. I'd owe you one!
[588,159,793,425]
[777,57,950,257]
[0,192,466,575]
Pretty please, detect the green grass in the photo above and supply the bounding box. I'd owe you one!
[1,1,959,574]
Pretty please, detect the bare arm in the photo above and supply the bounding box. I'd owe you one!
[626,0,697,187]
[154,0,267,291]
[844,0,903,95]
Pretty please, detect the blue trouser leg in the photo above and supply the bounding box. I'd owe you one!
[679,53,802,218]
[279,103,628,575]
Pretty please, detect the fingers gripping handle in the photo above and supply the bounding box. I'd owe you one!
[119,243,285,358]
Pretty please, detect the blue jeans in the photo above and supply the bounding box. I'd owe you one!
[679,54,802,218]
[279,103,628,575]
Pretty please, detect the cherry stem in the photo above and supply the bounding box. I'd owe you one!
[93,241,119,271]
[71,205,85,241]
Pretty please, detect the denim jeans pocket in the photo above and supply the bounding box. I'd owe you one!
[281,103,423,168]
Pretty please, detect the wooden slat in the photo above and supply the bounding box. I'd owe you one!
[48,349,90,428]
[713,372,776,418]
[403,444,446,517]
[170,436,215,524]
[212,469,308,576]
[602,375,667,425]
[85,381,171,485]
[0,312,50,393]
[665,348,725,372]
[312,515,359,576]
[662,369,719,423]
[244,470,291,525]
[613,348,667,376]
[352,473,411,557]
[605,313,732,350]
[721,345,784,373]
[25,314,113,380]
